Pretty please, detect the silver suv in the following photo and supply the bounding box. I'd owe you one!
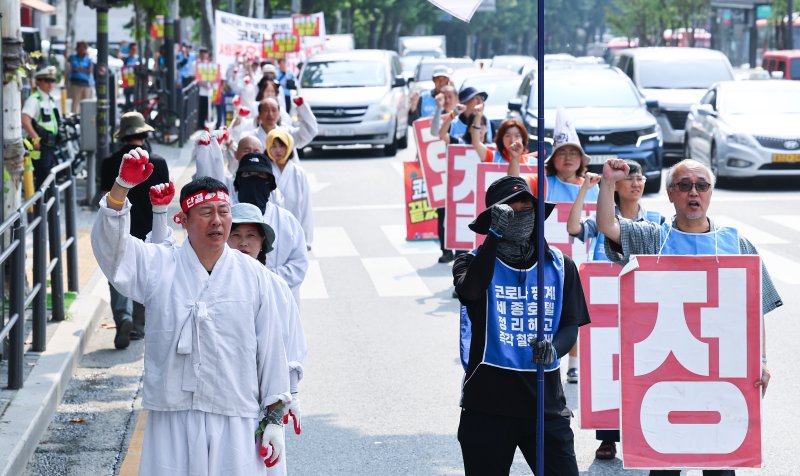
[615,47,734,157]
[297,49,409,156]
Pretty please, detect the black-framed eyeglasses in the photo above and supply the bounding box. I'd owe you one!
[671,180,711,193]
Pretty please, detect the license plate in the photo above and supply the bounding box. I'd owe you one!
[323,128,354,137]
[772,153,800,163]
[589,154,618,165]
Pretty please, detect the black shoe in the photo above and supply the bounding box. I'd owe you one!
[567,367,578,383]
[438,250,455,263]
[129,330,145,341]
[114,320,133,349]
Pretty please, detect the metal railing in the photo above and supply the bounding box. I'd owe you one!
[178,81,199,147]
[0,159,79,389]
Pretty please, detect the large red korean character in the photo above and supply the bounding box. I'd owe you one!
[620,255,762,469]
[578,261,623,430]
[445,145,480,250]
[543,203,594,265]
[413,117,448,208]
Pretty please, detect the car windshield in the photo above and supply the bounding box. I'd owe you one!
[638,59,733,89]
[492,57,533,72]
[792,59,800,79]
[416,62,473,81]
[300,60,386,88]
[528,76,642,108]
[721,88,800,114]
[464,77,522,110]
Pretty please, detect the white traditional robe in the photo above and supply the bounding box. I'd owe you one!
[271,159,314,247]
[263,201,309,304]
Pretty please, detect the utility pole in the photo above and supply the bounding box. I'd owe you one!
[789,0,795,49]
[2,1,26,222]
[95,5,109,203]
[165,0,178,112]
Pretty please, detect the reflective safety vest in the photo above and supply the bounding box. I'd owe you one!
[460,249,565,372]
[31,91,58,135]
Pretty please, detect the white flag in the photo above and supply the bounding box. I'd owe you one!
[428,0,484,22]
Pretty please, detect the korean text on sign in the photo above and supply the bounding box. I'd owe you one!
[619,255,762,469]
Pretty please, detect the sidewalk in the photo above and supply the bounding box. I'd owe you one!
[0,139,196,476]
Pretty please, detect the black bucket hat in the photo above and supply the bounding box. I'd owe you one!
[458,86,488,104]
[469,176,555,234]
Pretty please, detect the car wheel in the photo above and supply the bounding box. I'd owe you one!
[644,171,662,194]
[383,126,398,156]
[398,131,409,150]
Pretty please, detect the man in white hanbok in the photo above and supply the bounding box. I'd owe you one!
[252,97,318,159]
[92,149,290,475]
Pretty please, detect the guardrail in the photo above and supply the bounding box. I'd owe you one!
[0,159,79,389]
[178,81,199,147]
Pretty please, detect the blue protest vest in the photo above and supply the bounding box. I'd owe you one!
[69,54,92,85]
[460,250,565,372]
[658,221,740,255]
[591,209,663,261]
[545,175,599,203]
[450,115,493,143]
[419,91,438,118]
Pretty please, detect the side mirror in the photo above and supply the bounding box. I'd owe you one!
[393,75,407,88]
[508,98,523,112]
[697,103,717,117]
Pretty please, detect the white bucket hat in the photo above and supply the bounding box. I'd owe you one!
[546,107,590,165]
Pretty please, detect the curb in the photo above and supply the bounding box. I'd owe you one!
[0,269,107,476]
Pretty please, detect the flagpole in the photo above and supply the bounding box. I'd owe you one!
[535,0,546,471]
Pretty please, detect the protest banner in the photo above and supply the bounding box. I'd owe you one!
[195,62,221,83]
[292,13,324,37]
[578,261,623,429]
[404,161,438,241]
[412,117,447,209]
[121,66,136,88]
[619,255,762,469]
[150,15,164,39]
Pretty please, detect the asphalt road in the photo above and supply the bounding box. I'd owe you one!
[25,139,800,476]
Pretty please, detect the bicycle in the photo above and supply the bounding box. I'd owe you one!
[121,91,180,146]
[56,114,90,178]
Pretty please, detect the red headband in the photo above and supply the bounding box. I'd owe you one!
[173,190,231,224]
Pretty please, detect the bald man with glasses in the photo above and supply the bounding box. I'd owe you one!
[596,158,782,476]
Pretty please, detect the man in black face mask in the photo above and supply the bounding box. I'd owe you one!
[234,149,308,304]
[453,175,591,475]
[100,112,171,349]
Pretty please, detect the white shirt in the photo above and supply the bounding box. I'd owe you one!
[92,198,290,418]
[253,101,319,153]
[271,159,314,247]
[263,201,309,304]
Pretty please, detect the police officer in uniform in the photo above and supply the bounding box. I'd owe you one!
[453,176,591,475]
[22,66,61,188]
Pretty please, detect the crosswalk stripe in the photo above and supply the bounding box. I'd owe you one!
[311,227,359,258]
[763,215,800,233]
[380,225,440,255]
[361,257,433,297]
[300,260,329,299]
[713,216,789,245]
[758,248,800,286]
[390,161,405,178]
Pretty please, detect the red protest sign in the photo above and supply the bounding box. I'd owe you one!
[404,161,438,241]
[444,145,480,250]
[413,117,447,209]
[543,202,594,265]
[620,255,762,469]
[292,14,321,37]
[578,261,623,429]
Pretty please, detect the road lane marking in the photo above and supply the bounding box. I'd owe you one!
[713,216,789,245]
[300,260,329,299]
[380,225,440,255]
[763,215,800,233]
[311,227,359,257]
[361,257,433,297]
[118,410,148,476]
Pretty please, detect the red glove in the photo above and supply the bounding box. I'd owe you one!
[232,95,241,107]
[238,106,251,118]
[149,182,174,214]
[116,147,153,189]
[196,131,212,146]
[293,97,304,107]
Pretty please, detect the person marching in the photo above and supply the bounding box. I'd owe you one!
[453,175,590,475]
[21,66,61,188]
[471,111,535,165]
[566,161,664,460]
[148,185,307,476]
[409,65,451,122]
[100,112,170,349]
[439,86,493,143]
[253,97,318,161]
[522,109,598,384]
[597,158,782,476]
[264,128,314,251]
[92,150,290,473]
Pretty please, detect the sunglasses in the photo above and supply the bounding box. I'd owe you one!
[671,180,711,193]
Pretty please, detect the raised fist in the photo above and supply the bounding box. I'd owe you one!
[149,182,175,214]
[293,97,304,107]
[116,147,153,189]
[490,203,514,236]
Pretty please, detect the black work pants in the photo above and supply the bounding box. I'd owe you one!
[33,146,56,188]
[198,95,209,130]
[596,429,619,442]
[437,207,446,251]
[458,408,578,476]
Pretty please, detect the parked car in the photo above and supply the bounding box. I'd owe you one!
[684,80,800,181]
[412,57,474,93]
[508,65,664,193]
[615,47,735,156]
[762,50,800,80]
[297,49,409,156]
[454,70,522,135]
[490,55,537,75]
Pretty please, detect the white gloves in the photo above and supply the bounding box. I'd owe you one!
[260,422,285,467]
[283,394,302,435]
